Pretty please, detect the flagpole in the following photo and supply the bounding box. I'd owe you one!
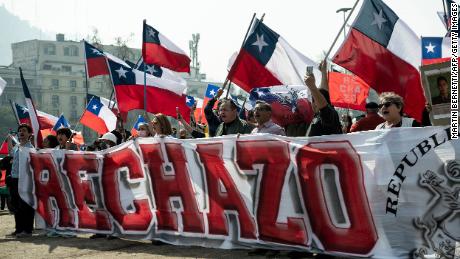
[222,13,258,94]
[142,19,148,113]
[83,40,90,140]
[324,0,361,60]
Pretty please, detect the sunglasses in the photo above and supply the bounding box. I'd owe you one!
[378,102,394,108]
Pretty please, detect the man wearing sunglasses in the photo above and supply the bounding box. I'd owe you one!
[376,92,421,129]
[251,101,285,136]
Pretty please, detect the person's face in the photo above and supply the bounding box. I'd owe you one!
[438,79,448,96]
[18,127,31,142]
[379,100,401,122]
[149,119,162,135]
[43,138,50,148]
[254,104,271,125]
[219,102,237,123]
[57,133,68,145]
[179,129,187,139]
[138,125,150,137]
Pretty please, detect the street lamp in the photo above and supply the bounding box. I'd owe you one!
[336,7,352,38]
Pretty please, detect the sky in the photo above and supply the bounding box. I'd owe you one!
[0,0,448,82]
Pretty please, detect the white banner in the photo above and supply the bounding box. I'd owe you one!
[18,127,460,258]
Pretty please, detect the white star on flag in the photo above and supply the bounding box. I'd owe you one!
[186,97,191,103]
[91,48,102,55]
[21,107,28,114]
[148,28,157,38]
[425,42,436,53]
[209,89,216,96]
[252,34,269,53]
[146,65,157,74]
[371,9,387,30]
[92,104,98,110]
[115,66,128,78]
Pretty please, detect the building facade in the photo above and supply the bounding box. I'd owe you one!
[0,34,222,140]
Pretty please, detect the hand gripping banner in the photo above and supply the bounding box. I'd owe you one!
[18,127,459,258]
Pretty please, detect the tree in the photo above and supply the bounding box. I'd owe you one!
[0,106,18,139]
[114,33,134,61]
[88,28,103,50]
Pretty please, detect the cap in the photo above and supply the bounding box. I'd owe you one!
[99,132,117,144]
[365,102,379,109]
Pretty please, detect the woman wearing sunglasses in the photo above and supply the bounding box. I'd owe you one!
[375,92,421,129]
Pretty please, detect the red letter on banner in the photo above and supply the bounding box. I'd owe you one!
[102,148,153,232]
[29,153,75,228]
[196,143,257,239]
[296,141,378,255]
[63,154,111,231]
[236,140,308,246]
[140,143,204,233]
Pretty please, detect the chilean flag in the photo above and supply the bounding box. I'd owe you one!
[333,0,425,121]
[84,41,132,78]
[328,72,370,112]
[107,59,191,122]
[421,37,451,65]
[12,101,58,129]
[249,85,314,127]
[131,115,146,136]
[84,41,109,78]
[228,19,319,92]
[80,96,117,135]
[20,68,41,147]
[52,114,71,131]
[136,57,187,86]
[142,21,191,73]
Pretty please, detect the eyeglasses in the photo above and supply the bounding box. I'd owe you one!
[254,107,269,112]
[378,102,394,108]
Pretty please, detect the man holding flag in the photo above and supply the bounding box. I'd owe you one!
[6,124,34,238]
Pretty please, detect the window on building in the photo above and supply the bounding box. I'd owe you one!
[62,65,72,72]
[71,110,78,120]
[70,96,77,105]
[43,64,52,70]
[70,80,77,89]
[52,79,59,88]
[52,95,59,107]
[70,46,79,56]
[3,77,13,85]
[44,44,56,55]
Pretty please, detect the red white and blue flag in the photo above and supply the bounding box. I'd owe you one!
[142,22,191,73]
[185,95,196,108]
[421,37,451,65]
[107,59,190,122]
[12,101,58,129]
[19,68,41,147]
[84,41,131,79]
[249,85,314,127]
[136,58,187,86]
[333,0,425,121]
[52,114,71,131]
[228,19,319,92]
[80,96,117,135]
[131,115,146,136]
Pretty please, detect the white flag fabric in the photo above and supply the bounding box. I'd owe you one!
[0,76,6,96]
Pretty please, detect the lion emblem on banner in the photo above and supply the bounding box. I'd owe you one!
[414,160,460,258]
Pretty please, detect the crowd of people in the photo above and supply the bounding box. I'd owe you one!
[0,61,437,258]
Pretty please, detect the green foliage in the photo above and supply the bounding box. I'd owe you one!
[0,106,18,139]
